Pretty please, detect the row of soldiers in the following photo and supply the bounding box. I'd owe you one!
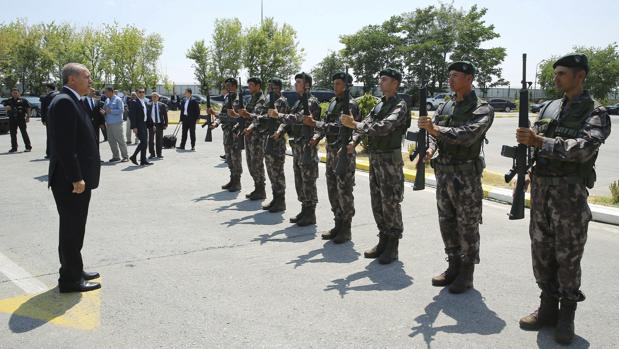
[205,53,610,346]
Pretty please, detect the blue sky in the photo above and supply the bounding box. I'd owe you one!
[2,0,618,88]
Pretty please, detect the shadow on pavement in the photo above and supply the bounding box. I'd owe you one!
[214,199,263,212]
[409,288,506,348]
[252,225,317,245]
[193,191,240,202]
[222,210,284,227]
[287,241,360,268]
[324,259,413,298]
[33,174,48,182]
[536,327,590,349]
[8,288,81,333]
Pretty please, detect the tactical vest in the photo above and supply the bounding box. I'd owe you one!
[246,92,264,113]
[288,95,319,139]
[324,97,345,143]
[435,97,488,162]
[366,96,407,152]
[533,97,597,186]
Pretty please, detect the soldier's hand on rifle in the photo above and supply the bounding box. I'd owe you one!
[516,127,543,148]
[303,115,316,127]
[207,107,215,116]
[243,127,253,137]
[227,108,239,118]
[418,116,438,136]
[346,142,355,155]
[425,148,435,160]
[309,138,319,147]
[268,108,279,118]
[272,131,281,141]
[340,115,356,129]
[238,109,251,118]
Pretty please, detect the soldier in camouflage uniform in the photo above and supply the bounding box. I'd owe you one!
[268,72,321,226]
[342,68,409,265]
[418,61,495,294]
[232,77,267,200]
[211,78,243,192]
[304,72,361,243]
[516,54,611,345]
[261,78,289,212]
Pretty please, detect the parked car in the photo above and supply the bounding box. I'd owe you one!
[488,98,517,112]
[0,104,8,134]
[22,96,41,117]
[530,100,550,113]
[281,89,336,106]
[606,103,619,115]
[426,93,450,110]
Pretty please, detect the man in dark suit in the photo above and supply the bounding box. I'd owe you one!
[47,63,101,293]
[129,88,154,166]
[82,88,106,148]
[178,88,200,151]
[148,92,168,159]
[40,83,58,159]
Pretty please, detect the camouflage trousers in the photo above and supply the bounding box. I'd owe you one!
[223,127,242,177]
[529,176,590,302]
[368,150,404,238]
[325,144,356,222]
[264,137,286,197]
[290,140,318,206]
[245,131,267,186]
[435,169,483,264]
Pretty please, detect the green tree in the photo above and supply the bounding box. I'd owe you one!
[210,18,244,88]
[243,17,303,88]
[186,39,213,95]
[311,51,346,89]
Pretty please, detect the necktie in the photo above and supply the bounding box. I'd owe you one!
[155,104,159,123]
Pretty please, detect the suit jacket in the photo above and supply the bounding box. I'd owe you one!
[81,96,105,127]
[40,91,58,124]
[147,101,168,127]
[129,99,152,130]
[48,87,101,189]
[180,98,200,123]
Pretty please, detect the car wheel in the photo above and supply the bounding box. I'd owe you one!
[505,106,511,112]
[426,103,433,111]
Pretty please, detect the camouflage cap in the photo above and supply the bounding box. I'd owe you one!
[247,77,262,85]
[332,71,353,84]
[268,78,283,87]
[379,67,402,82]
[448,61,476,76]
[553,53,589,74]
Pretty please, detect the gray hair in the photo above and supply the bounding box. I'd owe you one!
[61,63,88,85]
[151,92,160,97]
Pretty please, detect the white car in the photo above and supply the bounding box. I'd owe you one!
[426,93,450,111]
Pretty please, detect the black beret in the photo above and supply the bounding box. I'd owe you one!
[448,61,476,75]
[247,77,262,85]
[224,77,237,85]
[379,67,402,82]
[294,72,312,86]
[553,54,589,74]
[332,72,353,84]
[268,78,283,87]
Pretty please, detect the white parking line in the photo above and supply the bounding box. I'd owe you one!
[0,251,47,293]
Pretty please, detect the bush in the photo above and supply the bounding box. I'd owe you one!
[610,180,619,203]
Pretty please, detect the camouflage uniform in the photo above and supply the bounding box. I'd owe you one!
[428,90,494,265]
[263,95,290,199]
[529,90,610,302]
[243,91,267,190]
[353,95,408,239]
[218,93,243,180]
[278,94,321,219]
[314,96,361,231]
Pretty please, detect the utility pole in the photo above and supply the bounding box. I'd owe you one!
[261,0,264,25]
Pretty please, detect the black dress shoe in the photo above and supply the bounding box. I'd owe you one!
[82,271,100,280]
[141,161,154,166]
[8,149,17,153]
[59,279,101,293]
[129,155,138,165]
[220,154,226,160]
[149,154,156,159]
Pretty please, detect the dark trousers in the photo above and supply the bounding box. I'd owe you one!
[148,124,165,157]
[132,127,148,162]
[180,120,196,149]
[52,184,91,284]
[45,124,50,157]
[9,117,31,150]
[101,125,107,141]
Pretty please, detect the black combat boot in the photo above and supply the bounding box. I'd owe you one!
[364,233,386,258]
[333,219,352,244]
[268,195,286,213]
[448,262,474,294]
[227,176,241,192]
[290,205,306,223]
[221,177,233,190]
[554,300,577,345]
[519,293,559,330]
[297,205,316,226]
[262,197,275,210]
[321,219,341,240]
[431,255,462,287]
[378,235,399,265]
[247,184,266,200]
